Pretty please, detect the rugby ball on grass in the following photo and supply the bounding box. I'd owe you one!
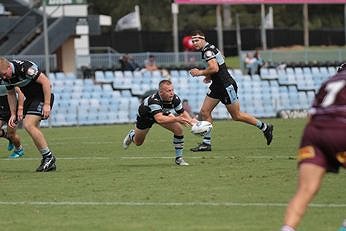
[191,121,212,136]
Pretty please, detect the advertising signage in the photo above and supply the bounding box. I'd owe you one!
[175,0,346,4]
[45,0,87,5]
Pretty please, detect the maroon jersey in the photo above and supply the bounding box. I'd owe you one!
[298,70,346,172]
[309,70,346,127]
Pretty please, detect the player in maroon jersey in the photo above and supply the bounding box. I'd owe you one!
[280,64,346,231]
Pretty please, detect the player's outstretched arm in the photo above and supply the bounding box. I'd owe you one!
[154,112,191,126]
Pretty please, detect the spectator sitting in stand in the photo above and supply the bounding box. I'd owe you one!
[244,52,256,76]
[182,99,196,118]
[254,49,264,76]
[119,54,140,71]
[142,55,171,80]
[144,55,159,71]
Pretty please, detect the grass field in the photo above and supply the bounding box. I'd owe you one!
[0,119,345,231]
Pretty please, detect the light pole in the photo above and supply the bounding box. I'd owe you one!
[172,3,179,64]
[43,0,50,77]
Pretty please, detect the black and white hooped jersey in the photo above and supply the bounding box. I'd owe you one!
[138,92,184,119]
[201,42,235,87]
[3,59,43,99]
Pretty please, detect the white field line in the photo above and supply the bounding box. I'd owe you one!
[0,201,344,208]
[120,156,220,159]
[51,141,113,145]
[0,156,293,161]
[0,157,110,161]
[121,156,293,159]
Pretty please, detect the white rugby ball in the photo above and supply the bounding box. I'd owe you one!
[191,121,212,135]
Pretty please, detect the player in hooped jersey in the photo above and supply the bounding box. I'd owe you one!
[123,80,196,166]
[0,57,56,172]
[188,30,273,152]
[280,64,346,231]
[0,85,25,158]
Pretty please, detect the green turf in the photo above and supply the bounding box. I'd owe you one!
[0,119,345,231]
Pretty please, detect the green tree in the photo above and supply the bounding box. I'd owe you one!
[87,0,344,31]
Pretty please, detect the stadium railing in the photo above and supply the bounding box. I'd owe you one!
[240,49,346,72]
[77,52,204,70]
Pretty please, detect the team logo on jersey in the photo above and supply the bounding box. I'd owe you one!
[205,50,214,59]
[27,67,38,76]
[297,145,315,162]
[336,151,346,164]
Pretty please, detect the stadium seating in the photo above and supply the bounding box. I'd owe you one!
[44,66,334,127]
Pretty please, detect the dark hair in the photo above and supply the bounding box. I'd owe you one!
[191,30,204,37]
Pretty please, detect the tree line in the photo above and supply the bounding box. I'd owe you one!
[87,0,344,32]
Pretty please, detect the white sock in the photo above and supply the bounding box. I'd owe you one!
[281,225,295,231]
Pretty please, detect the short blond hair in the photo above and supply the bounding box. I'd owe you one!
[159,79,172,89]
[0,57,9,71]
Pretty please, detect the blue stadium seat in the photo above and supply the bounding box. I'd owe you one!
[66,72,77,79]
[303,67,311,75]
[48,73,56,81]
[104,71,115,83]
[170,70,179,78]
[114,71,124,78]
[286,74,296,85]
[311,67,320,74]
[55,72,66,80]
[133,71,142,78]
[124,71,133,78]
[328,66,336,75]
[278,74,289,85]
[286,67,294,75]
[298,92,309,109]
[95,71,106,83]
[319,67,328,75]
[294,67,303,76]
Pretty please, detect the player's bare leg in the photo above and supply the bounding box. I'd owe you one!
[282,163,325,230]
[190,96,218,152]
[226,102,273,145]
[23,115,56,172]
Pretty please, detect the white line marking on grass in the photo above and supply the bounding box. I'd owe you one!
[0,156,215,161]
[248,156,295,159]
[0,157,110,161]
[120,156,219,159]
[0,155,294,161]
[120,155,292,159]
[52,141,113,145]
[0,201,345,208]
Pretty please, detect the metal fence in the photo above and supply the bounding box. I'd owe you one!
[239,49,346,72]
[260,49,346,64]
[5,49,346,73]
[240,49,346,67]
[77,52,204,70]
